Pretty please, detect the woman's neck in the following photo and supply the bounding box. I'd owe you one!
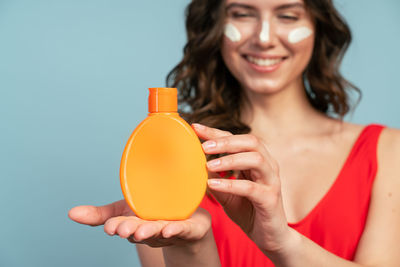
[240,80,337,141]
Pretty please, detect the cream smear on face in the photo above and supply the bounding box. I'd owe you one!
[259,21,270,42]
[288,26,313,44]
[224,23,241,42]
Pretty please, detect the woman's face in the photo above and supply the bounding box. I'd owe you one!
[221,0,315,95]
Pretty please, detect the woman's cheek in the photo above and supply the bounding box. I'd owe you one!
[223,22,257,44]
[287,26,313,44]
[224,23,242,42]
[277,25,314,52]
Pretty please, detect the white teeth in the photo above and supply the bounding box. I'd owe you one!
[246,56,283,67]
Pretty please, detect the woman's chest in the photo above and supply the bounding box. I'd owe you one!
[271,141,352,224]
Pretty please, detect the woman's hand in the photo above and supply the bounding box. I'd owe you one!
[192,123,298,256]
[68,200,212,248]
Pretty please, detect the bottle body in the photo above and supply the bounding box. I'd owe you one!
[120,89,207,220]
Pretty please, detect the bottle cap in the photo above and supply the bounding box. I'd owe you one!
[148,88,178,113]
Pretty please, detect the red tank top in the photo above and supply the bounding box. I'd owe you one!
[200,124,385,267]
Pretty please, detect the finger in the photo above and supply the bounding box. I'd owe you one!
[191,123,232,141]
[161,222,185,239]
[114,217,142,238]
[202,134,268,155]
[133,221,169,241]
[68,200,128,226]
[207,179,274,208]
[104,216,139,236]
[206,152,275,184]
[158,222,202,247]
[129,222,182,247]
[202,134,278,174]
[163,208,211,240]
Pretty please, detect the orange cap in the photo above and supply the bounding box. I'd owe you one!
[148,88,178,113]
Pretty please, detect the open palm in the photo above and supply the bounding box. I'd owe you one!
[68,199,211,247]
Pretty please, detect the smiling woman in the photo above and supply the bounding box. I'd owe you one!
[164,0,360,138]
[221,0,316,103]
[68,0,400,266]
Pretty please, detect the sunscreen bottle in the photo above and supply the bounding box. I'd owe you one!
[120,88,207,220]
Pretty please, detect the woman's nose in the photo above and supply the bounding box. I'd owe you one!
[252,20,275,48]
[259,21,270,43]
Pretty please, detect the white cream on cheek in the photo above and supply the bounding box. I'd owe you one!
[288,26,313,44]
[224,23,241,42]
[259,21,270,42]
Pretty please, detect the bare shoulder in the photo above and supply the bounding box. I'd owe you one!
[346,122,400,156]
[335,122,400,151]
[378,126,400,157]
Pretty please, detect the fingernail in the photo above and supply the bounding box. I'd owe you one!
[208,179,222,186]
[202,141,216,150]
[207,159,220,168]
[193,123,205,130]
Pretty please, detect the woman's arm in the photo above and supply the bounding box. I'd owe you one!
[135,229,220,267]
[136,245,165,267]
[352,128,400,266]
[162,228,220,267]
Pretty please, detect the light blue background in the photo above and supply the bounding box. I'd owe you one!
[1,1,399,267]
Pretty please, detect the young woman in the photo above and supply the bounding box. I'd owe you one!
[68,0,400,266]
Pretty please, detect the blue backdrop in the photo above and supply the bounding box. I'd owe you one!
[1,1,399,266]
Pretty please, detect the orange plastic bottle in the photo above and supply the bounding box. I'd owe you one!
[120,88,207,220]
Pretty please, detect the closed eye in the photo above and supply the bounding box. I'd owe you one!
[232,12,255,18]
[278,14,299,21]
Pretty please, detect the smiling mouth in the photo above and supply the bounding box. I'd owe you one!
[244,55,287,67]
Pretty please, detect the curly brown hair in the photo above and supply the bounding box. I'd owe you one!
[166,0,360,135]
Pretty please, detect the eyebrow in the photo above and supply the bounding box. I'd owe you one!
[225,3,255,12]
[275,3,305,11]
[225,2,304,12]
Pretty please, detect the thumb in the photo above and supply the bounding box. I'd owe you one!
[68,199,128,226]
